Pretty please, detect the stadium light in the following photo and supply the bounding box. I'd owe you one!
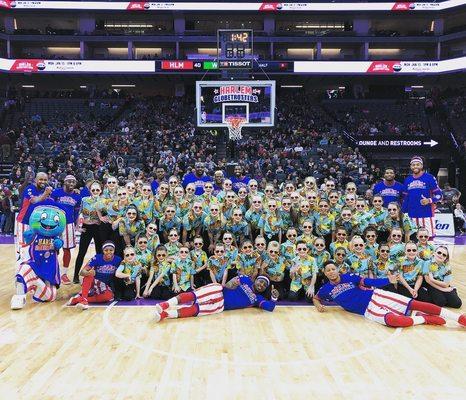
[281,85,303,88]
[21,85,35,88]
[411,85,424,89]
[80,85,87,89]
[111,84,136,88]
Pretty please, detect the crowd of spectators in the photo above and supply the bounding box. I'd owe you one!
[0,89,464,236]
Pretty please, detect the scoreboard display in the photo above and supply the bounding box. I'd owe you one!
[217,29,253,70]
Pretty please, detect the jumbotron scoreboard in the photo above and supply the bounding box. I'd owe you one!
[217,29,254,69]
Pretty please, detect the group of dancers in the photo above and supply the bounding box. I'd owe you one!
[11,157,466,329]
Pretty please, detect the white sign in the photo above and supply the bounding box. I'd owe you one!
[435,213,455,237]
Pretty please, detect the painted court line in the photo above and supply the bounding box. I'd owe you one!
[102,300,403,366]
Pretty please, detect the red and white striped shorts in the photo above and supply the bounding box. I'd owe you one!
[412,217,435,238]
[194,283,225,316]
[62,223,77,249]
[364,289,411,326]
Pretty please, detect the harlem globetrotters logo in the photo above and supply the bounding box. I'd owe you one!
[213,86,260,103]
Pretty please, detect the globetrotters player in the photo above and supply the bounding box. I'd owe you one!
[402,156,442,238]
[16,172,53,260]
[313,261,466,328]
[52,175,82,284]
[154,275,278,322]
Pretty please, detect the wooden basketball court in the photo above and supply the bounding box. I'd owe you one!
[1,244,465,400]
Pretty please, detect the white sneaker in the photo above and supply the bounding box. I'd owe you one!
[154,310,162,322]
[10,295,26,310]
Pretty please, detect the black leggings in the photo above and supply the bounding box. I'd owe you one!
[114,279,136,301]
[425,283,462,308]
[149,285,174,300]
[74,223,103,281]
[384,283,431,303]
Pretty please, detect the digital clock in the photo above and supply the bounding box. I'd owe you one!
[217,29,254,69]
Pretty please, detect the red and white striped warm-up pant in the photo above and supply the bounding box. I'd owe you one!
[412,217,435,238]
[16,263,57,302]
[62,223,77,249]
[194,283,225,316]
[364,289,411,326]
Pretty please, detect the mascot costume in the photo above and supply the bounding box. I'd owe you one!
[11,205,66,310]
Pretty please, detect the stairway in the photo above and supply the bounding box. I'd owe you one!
[0,162,13,179]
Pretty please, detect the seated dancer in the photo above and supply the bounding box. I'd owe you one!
[154,275,279,322]
[313,261,466,328]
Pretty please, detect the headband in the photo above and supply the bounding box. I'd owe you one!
[255,275,270,288]
[102,241,115,250]
[410,156,423,165]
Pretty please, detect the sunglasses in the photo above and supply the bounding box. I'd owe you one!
[205,186,213,189]
[179,250,189,254]
[147,226,156,230]
[142,188,151,192]
[156,253,167,257]
[124,253,135,257]
[193,206,202,210]
[91,189,101,193]
[373,200,382,203]
[291,196,299,200]
[166,210,175,214]
[436,251,448,257]
[226,195,235,199]
[118,192,127,196]
[297,247,307,251]
[194,242,203,246]
[255,243,266,246]
[233,213,243,217]
[224,237,233,241]
[160,187,168,190]
[335,252,345,256]
[388,208,397,212]
[391,234,402,238]
[342,214,351,217]
[287,234,297,237]
[320,204,329,208]
[269,250,279,254]
[107,181,117,184]
[282,202,291,206]
[187,188,195,192]
[406,249,417,253]
[303,225,312,229]
[127,212,137,215]
[307,196,317,200]
[169,181,177,185]
[215,250,225,254]
[211,208,219,211]
[243,245,253,249]
[379,249,389,253]
[253,201,261,204]
[265,190,274,193]
[169,233,178,237]
[366,235,376,238]
[356,205,365,208]
[353,244,364,247]
[336,233,347,236]
[315,243,325,247]
[138,241,147,244]
[347,188,356,191]
[329,196,338,199]
[418,235,428,238]
[269,205,277,208]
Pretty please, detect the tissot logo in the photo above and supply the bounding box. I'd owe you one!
[37,62,46,71]
[393,64,402,72]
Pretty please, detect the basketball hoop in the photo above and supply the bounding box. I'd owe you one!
[226,116,246,141]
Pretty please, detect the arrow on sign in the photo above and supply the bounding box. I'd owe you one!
[423,140,438,147]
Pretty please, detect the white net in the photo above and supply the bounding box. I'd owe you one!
[226,117,246,141]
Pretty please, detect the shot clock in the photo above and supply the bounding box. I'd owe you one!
[217,29,254,69]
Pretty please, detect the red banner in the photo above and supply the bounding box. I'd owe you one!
[126,2,149,11]
[366,61,400,74]
[10,59,45,72]
[161,61,193,70]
